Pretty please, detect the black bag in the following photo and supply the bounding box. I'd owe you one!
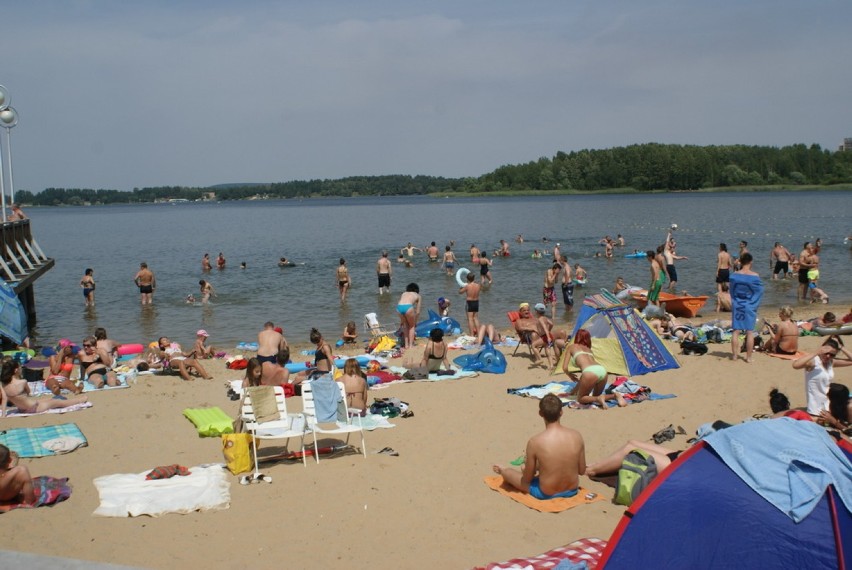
[681,340,708,355]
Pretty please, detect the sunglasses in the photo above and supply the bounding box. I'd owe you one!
[82,344,94,348]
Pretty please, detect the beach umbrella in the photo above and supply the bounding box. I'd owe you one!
[0,280,27,344]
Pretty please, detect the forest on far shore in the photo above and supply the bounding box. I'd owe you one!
[17,142,852,205]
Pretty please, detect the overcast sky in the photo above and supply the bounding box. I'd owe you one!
[1,0,850,193]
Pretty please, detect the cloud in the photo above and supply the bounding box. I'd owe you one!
[2,1,850,192]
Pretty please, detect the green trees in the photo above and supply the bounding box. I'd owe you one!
[15,143,852,205]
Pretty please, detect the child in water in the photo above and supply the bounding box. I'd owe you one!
[437,297,451,317]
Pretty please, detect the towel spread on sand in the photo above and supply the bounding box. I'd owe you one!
[474,537,607,570]
[93,464,230,517]
[729,272,764,331]
[508,381,675,408]
[0,423,88,458]
[2,401,93,418]
[484,476,606,513]
[0,476,72,513]
[765,350,806,361]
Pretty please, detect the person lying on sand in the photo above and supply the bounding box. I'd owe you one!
[492,394,586,500]
[1,359,88,416]
[585,439,682,478]
[0,445,35,507]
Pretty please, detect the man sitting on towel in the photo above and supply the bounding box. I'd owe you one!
[492,394,586,500]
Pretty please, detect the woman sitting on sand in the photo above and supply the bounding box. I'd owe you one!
[563,329,626,409]
[292,329,333,388]
[761,306,798,355]
[47,339,83,395]
[420,328,450,372]
[76,336,120,389]
[1,359,88,416]
[338,358,368,416]
[157,337,212,381]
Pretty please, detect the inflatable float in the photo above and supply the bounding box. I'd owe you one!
[455,267,471,287]
[452,338,507,373]
[625,252,647,259]
[814,323,852,336]
[117,343,144,356]
[615,286,644,302]
[285,354,372,373]
[415,309,463,338]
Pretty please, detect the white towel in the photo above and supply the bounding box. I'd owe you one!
[93,464,230,517]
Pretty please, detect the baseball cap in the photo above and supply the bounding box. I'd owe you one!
[534,303,546,313]
[196,329,209,337]
[274,327,283,334]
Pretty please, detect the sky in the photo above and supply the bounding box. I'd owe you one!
[1,0,850,193]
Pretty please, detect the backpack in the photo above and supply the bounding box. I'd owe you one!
[680,340,708,355]
[615,449,659,506]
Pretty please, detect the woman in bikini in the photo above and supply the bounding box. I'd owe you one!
[336,258,351,303]
[80,268,96,306]
[76,336,120,389]
[762,306,798,354]
[292,329,334,390]
[0,444,37,508]
[396,283,421,350]
[1,359,88,416]
[420,328,450,372]
[47,340,83,395]
[339,358,368,416]
[562,329,626,409]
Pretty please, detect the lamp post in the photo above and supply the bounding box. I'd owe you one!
[0,105,19,206]
[0,84,9,221]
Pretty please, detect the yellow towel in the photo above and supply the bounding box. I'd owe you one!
[246,386,278,424]
[484,475,606,513]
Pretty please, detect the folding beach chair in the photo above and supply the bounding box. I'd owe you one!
[241,385,305,484]
[300,374,366,463]
[507,311,538,359]
[364,312,396,338]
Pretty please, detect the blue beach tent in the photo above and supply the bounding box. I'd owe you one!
[561,291,679,377]
[598,420,852,569]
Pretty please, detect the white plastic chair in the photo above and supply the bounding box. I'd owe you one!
[241,385,306,483]
[300,378,366,463]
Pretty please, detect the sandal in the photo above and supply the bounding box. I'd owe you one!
[652,424,676,444]
[401,410,414,418]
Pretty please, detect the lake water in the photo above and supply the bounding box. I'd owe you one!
[25,191,852,347]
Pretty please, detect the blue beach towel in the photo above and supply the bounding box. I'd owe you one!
[729,272,764,331]
[310,373,341,423]
[704,418,852,522]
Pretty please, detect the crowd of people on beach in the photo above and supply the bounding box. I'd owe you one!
[2,224,849,512]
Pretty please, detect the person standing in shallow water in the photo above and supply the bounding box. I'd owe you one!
[134,262,155,305]
[80,268,95,306]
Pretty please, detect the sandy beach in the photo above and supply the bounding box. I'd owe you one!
[2,303,849,569]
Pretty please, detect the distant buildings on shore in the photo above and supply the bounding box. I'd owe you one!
[840,138,852,152]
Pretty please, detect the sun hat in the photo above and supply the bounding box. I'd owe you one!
[196,329,209,337]
[534,303,546,313]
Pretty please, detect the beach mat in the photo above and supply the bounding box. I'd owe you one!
[2,401,93,418]
[508,381,675,409]
[484,476,606,513]
[0,423,87,458]
[183,407,234,437]
[474,537,608,570]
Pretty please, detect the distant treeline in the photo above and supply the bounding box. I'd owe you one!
[16,143,852,205]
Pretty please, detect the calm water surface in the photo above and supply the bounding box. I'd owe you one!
[26,192,852,347]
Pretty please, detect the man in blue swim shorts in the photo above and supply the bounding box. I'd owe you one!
[492,393,586,500]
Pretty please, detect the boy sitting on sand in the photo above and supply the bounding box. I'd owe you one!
[492,394,586,500]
